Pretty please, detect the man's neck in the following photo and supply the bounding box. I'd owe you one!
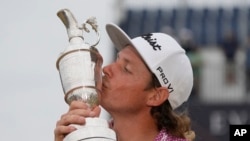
[111,112,159,141]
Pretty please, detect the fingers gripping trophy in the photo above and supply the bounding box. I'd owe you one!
[56,9,116,141]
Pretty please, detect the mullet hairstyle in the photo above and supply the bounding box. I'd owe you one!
[149,74,193,139]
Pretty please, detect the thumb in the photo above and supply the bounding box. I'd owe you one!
[89,106,101,117]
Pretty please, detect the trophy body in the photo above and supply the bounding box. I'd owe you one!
[56,9,116,141]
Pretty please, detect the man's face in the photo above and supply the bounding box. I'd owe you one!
[100,45,153,114]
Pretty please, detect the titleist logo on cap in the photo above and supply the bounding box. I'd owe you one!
[141,33,162,51]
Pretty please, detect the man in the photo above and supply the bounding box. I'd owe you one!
[54,23,195,141]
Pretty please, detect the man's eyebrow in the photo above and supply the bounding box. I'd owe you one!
[117,52,130,64]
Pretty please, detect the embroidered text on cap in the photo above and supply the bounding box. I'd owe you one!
[141,33,162,51]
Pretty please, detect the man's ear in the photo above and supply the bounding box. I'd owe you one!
[147,87,169,106]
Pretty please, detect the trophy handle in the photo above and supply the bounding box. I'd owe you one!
[57,9,100,47]
[82,17,100,47]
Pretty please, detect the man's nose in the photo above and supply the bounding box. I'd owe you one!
[102,63,113,77]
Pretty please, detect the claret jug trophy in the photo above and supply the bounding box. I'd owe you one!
[56,9,116,141]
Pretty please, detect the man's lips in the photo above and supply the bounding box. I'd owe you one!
[102,82,107,89]
[102,76,109,89]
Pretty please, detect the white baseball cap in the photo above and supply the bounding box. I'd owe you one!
[105,23,193,110]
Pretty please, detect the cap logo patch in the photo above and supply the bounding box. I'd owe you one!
[156,66,174,93]
[141,33,161,51]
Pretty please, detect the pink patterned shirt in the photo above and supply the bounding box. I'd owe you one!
[154,129,187,141]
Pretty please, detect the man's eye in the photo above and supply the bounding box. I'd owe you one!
[124,67,128,72]
[124,67,131,73]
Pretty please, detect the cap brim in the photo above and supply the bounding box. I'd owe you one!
[106,23,133,51]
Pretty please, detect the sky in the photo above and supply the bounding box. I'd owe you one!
[0,0,118,140]
[1,0,250,141]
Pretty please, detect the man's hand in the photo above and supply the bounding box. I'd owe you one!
[54,101,101,141]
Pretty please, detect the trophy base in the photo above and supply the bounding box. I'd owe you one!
[63,117,116,141]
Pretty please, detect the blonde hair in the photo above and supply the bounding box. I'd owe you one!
[149,74,195,140]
